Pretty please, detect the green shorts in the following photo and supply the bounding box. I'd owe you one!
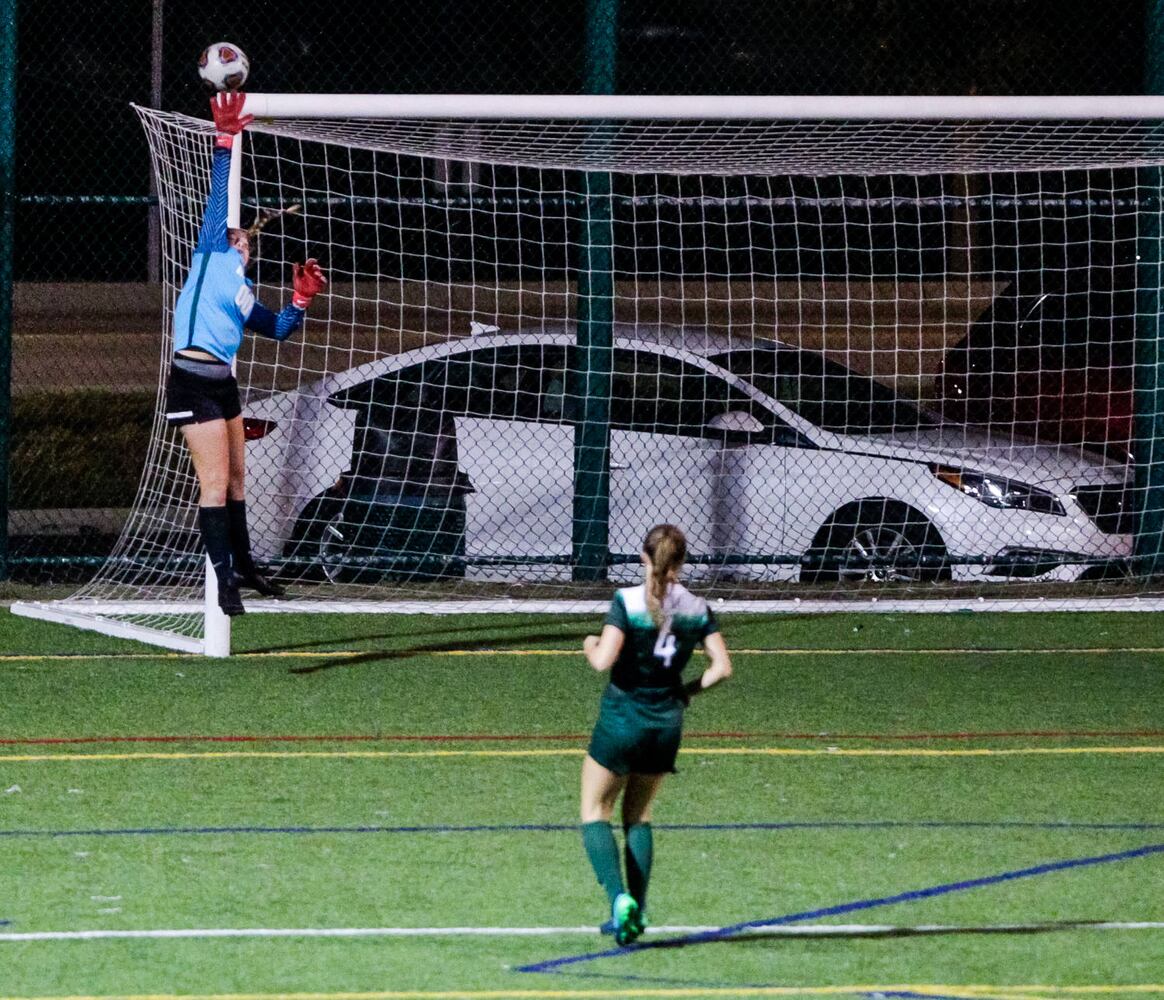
[587,683,685,776]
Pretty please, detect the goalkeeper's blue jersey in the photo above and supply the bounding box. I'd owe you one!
[173,146,304,362]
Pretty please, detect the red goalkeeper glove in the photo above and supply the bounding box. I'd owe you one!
[292,258,327,309]
[210,91,253,149]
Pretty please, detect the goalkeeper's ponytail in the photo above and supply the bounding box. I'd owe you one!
[643,524,687,628]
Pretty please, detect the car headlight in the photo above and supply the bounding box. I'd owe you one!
[929,464,1066,516]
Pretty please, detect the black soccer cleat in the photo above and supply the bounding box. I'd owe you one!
[232,569,286,598]
[217,583,246,617]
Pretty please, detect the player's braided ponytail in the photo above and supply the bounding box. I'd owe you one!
[229,203,303,262]
[643,523,687,628]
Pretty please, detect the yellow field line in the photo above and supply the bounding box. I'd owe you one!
[975,990,1164,996]
[5,646,1164,662]
[3,987,1162,1000]
[959,991,1164,999]
[0,746,1161,763]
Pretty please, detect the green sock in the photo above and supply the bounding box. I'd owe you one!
[624,822,653,911]
[581,821,625,905]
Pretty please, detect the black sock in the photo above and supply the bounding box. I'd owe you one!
[226,498,256,576]
[197,505,234,590]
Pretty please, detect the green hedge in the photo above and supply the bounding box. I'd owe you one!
[10,390,156,509]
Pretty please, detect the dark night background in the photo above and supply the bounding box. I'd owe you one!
[6,0,1161,578]
[13,0,1154,280]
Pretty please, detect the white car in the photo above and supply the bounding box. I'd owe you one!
[241,325,1133,584]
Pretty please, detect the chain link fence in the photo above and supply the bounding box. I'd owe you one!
[5,0,1158,581]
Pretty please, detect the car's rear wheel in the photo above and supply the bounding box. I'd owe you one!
[281,495,339,580]
[286,491,469,584]
[317,510,391,585]
[801,499,949,584]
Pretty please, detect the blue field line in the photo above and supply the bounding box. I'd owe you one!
[0,823,573,838]
[515,840,1164,973]
[1,819,1162,840]
[871,993,993,1000]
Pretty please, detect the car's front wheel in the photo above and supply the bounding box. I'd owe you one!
[801,499,949,584]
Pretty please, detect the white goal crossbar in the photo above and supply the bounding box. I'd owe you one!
[242,93,1164,121]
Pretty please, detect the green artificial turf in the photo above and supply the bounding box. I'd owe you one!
[0,608,1161,998]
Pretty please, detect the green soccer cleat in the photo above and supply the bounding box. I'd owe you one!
[629,907,648,938]
[599,910,647,937]
[612,892,642,946]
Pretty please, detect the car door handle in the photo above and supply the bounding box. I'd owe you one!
[610,462,629,471]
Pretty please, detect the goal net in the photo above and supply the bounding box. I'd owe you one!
[15,95,1164,653]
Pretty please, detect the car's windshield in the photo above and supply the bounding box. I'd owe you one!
[710,346,940,435]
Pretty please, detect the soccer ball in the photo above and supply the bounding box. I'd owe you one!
[198,42,250,92]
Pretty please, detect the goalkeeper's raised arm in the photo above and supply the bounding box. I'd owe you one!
[174,91,327,362]
[164,90,329,617]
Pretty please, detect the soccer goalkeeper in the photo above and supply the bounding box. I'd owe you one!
[165,91,328,616]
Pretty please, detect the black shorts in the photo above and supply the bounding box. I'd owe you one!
[164,364,241,428]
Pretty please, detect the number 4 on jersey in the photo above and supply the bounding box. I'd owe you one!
[653,629,678,668]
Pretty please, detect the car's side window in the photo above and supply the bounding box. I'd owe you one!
[458,344,570,423]
[534,346,571,422]
[608,348,776,439]
[338,360,462,490]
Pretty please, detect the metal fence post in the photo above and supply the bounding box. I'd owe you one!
[1135,0,1164,578]
[0,0,17,582]
[147,0,163,285]
[571,0,618,582]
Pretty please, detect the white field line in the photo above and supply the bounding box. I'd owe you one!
[17,596,1164,614]
[0,922,1161,942]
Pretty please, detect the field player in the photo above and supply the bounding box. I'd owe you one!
[166,91,327,616]
[580,523,733,945]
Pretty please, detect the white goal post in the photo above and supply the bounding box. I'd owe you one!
[14,92,1164,655]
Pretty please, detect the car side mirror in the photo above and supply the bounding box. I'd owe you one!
[706,411,765,434]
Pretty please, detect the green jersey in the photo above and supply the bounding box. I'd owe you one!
[604,583,719,695]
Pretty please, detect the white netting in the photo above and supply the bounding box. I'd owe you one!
[19,103,1164,650]
[241,112,1164,175]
